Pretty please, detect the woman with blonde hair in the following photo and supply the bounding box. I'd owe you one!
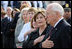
[15,7,30,48]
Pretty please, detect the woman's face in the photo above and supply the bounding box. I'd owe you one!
[28,11,35,21]
[36,13,46,27]
[22,10,29,20]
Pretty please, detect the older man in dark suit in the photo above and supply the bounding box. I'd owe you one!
[39,3,71,48]
[1,7,15,48]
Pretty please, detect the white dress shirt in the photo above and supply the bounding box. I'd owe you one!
[7,16,12,22]
[18,22,31,42]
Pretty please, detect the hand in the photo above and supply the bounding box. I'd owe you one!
[10,29,14,32]
[31,28,37,31]
[24,29,37,37]
[34,35,45,45]
[42,36,54,48]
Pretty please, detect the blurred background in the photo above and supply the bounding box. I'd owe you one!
[1,1,71,12]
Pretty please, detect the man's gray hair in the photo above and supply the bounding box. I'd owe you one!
[47,3,64,16]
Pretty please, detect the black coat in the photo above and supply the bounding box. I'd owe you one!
[67,18,71,25]
[39,19,71,48]
[22,25,52,48]
[1,17,16,48]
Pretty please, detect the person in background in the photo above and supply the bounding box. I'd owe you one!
[15,2,31,47]
[63,8,71,25]
[8,8,21,48]
[11,8,20,33]
[1,11,6,48]
[15,1,31,32]
[11,8,20,18]
[1,7,14,48]
[1,11,6,21]
[15,7,30,48]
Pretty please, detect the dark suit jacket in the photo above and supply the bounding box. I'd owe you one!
[1,17,16,48]
[40,19,71,48]
[67,18,71,25]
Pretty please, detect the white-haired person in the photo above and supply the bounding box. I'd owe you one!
[39,3,71,48]
[14,7,30,48]
[15,2,31,40]
[15,1,32,38]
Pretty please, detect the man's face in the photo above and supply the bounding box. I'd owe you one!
[45,9,56,24]
[63,11,71,19]
[7,8,12,16]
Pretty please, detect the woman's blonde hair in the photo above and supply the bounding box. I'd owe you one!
[28,7,38,13]
[19,7,30,20]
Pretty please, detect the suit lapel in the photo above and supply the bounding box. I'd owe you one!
[50,19,64,38]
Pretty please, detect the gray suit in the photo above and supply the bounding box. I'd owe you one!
[15,18,24,47]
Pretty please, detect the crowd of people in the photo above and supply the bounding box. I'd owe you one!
[1,1,71,48]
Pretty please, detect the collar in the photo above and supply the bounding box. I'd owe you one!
[7,16,12,21]
[7,16,10,20]
[54,17,64,28]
